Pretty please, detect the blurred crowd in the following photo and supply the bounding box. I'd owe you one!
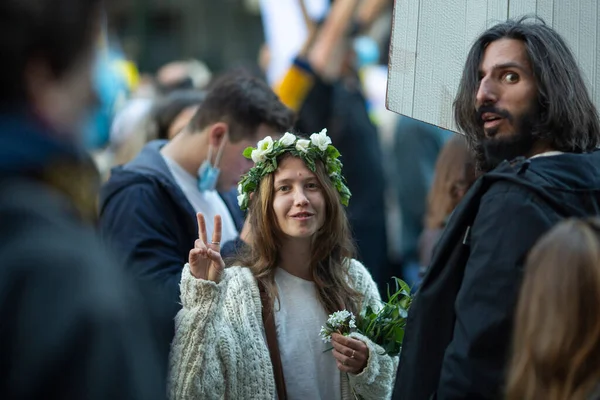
[88,0,456,293]
[2,0,600,399]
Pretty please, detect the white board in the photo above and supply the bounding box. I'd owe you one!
[386,0,599,132]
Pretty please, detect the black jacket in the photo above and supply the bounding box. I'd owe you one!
[394,151,600,400]
[99,140,244,340]
[0,114,165,399]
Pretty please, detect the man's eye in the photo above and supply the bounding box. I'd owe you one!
[503,72,519,83]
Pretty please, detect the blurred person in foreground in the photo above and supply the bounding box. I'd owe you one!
[395,16,600,399]
[419,134,476,274]
[0,1,165,399]
[506,218,600,400]
[99,72,294,348]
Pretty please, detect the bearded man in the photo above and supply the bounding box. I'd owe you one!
[394,16,600,400]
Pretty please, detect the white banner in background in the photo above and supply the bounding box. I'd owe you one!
[259,0,329,86]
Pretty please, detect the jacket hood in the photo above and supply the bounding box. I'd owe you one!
[487,151,600,217]
[99,140,181,204]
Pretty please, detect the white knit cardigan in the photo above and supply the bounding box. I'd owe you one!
[168,259,398,400]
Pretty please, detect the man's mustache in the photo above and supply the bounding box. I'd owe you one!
[476,106,513,125]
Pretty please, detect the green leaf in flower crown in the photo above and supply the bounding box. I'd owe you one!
[243,179,256,193]
[243,147,254,159]
[264,161,276,174]
[304,155,316,172]
[326,145,340,159]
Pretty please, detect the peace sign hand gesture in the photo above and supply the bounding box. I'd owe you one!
[189,213,225,282]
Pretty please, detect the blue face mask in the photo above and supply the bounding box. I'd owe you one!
[197,135,227,192]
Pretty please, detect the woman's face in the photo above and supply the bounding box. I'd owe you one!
[272,157,326,240]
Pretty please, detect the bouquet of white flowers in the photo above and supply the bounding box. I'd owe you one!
[319,277,412,357]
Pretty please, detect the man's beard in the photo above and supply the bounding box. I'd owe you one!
[475,105,540,172]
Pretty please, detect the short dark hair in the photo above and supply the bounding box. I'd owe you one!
[188,70,295,142]
[454,16,600,154]
[0,0,103,105]
[150,90,206,140]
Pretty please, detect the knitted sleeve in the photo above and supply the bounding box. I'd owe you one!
[168,264,226,400]
[347,259,399,400]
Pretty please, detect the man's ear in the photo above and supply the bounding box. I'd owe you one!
[207,122,229,147]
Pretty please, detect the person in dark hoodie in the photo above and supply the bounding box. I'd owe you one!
[99,71,294,345]
[0,1,165,399]
[394,16,600,400]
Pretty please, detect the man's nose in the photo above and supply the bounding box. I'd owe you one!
[475,77,498,108]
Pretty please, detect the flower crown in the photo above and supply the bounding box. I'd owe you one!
[237,129,351,211]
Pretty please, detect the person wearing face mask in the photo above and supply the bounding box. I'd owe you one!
[99,71,294,355]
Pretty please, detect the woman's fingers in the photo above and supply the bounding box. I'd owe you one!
[206,249,225,267]
[189,248,207,279]
[332,333,365,351]
[190,213,224,282]
[332,349,362,373]
[331,336,365,361]
[197,213,208,243]
[206,249,225,282]
[211,215,222,248]
[336,359,354,373]
[331,334,368,374]
[332,344,363,364]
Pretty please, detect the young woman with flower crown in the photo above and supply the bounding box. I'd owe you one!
[168,130,398,400]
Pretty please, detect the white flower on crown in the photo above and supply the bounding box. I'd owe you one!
[237,184,243,195]
[295,139,311,153]
[237,193,247,207]
[251,136,274,163]
[279,132,297,147]
[310,128,332,151]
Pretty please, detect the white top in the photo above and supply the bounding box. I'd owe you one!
[162,155,238,244]
[274,268,341,400]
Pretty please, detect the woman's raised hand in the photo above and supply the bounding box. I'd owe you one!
[189,213,225,282]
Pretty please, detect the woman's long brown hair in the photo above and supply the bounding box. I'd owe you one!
[506,218,600,400]
[424,134,476,230]
[235,154,362,315]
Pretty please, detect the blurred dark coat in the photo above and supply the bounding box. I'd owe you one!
[0,114,166,399]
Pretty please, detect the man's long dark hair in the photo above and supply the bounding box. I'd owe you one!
[454,16,600,166]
